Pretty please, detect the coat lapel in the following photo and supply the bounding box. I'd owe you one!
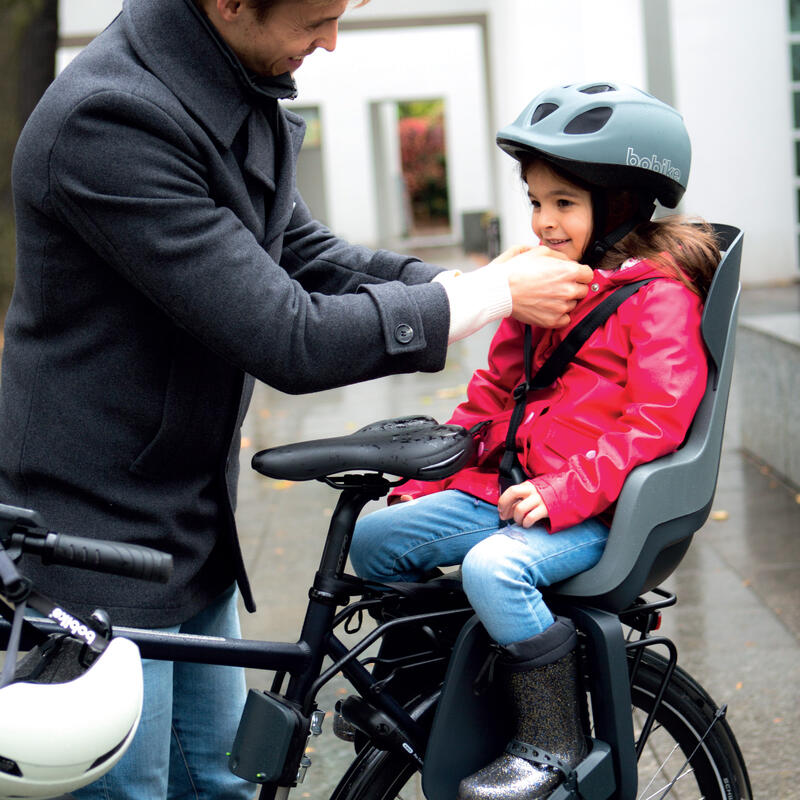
[246,107,306,248]
[242,109,276,194]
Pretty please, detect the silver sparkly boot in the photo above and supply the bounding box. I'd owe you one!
[457,618,587,800]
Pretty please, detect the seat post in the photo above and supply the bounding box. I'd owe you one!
[285,474,389,703]
[316,475,390,579]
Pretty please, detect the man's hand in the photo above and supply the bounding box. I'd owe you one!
[487,244,533,265]
[498,481,549,528]
[495,246,593,328]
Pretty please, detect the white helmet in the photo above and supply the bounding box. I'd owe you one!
[0,633,143,799]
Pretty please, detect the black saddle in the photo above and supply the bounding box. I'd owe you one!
[251,415,476,482]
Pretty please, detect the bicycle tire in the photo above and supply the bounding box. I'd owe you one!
[630,650,751,799]
[329,651,751,800]
[328,691,434,800]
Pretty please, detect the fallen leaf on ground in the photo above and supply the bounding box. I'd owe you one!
[435,384,467,399]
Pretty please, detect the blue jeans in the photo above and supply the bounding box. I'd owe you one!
[350,490,609,646]
[73,585,255,800]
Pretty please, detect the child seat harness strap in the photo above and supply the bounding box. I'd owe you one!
[498,278,660,493]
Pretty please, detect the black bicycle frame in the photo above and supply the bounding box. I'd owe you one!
[0,476,686,800]
[0,475,471,799]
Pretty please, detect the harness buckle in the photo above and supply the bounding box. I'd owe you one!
[512,382,529,402]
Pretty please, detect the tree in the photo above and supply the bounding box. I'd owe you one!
[0,0,58,327]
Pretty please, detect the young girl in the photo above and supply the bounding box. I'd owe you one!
[350,82,720,800]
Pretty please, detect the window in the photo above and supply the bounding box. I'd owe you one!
[293,106,322,150]
[790,0,800,31]
[790,2,800,246]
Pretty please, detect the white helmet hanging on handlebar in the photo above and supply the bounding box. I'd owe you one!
[0,631,143,799]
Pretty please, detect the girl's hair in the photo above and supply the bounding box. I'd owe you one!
[520,156,720,299]
[596,216,720,300]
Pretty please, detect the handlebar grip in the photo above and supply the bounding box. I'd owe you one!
[44,533,173,583]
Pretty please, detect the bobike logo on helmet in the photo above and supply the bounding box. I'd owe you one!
[625,147,681,181]
[49,606,97,645]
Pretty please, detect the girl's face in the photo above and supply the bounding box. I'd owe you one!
[525,161,594,263]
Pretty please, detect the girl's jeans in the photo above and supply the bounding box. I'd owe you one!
[73,584,254,800]
[350,490,609,646]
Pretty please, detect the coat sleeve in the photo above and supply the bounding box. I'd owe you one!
[529,281,708,532]
[46,92,450,394]
[280,191,444,294]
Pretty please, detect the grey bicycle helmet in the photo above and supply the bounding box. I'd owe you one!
[496,81,690,208]
[496,82,691,265]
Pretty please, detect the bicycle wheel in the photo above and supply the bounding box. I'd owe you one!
[630,650,751,799]
[328,691,433,800]
[330,651,751,800]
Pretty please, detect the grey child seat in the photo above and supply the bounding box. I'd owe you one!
[420,223,744,800]
[546,222,743,612]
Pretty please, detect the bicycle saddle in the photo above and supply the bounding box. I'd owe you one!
[251,415,476,482]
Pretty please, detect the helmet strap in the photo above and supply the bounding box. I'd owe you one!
[583,197,656,267]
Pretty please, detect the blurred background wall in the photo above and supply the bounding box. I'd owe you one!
[4,0,798,298]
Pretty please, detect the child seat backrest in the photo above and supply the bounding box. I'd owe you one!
[546,223,743,612]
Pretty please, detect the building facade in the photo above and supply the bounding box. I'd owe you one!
[58,0,798,285]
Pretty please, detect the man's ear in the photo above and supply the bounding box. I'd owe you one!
[216,0,245,22]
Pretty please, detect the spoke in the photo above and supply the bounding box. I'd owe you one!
[638,765,699,800]
[638,737,682,797]
[635,708,702,800]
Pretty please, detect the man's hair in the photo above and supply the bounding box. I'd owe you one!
[247,0,370,22]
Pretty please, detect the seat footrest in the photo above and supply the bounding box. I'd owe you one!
[547,739,615,800]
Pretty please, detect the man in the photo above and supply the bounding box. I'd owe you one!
[0,0,591,795]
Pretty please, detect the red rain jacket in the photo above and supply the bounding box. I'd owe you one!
[392,258,708,532]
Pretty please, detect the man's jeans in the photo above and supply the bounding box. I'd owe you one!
[73,584,254,800]
[350,490,609,646]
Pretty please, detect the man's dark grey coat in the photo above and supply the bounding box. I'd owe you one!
[0,0,450,626]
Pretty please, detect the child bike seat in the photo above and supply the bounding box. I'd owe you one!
[546,222,743,612]
[251,415,476,482]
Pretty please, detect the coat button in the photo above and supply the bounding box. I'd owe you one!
[590,283,600,292]
[394,323,414,344]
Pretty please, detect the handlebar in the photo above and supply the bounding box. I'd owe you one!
[10,531,173,584]
[1,504,173,656]
[1,501,173,586]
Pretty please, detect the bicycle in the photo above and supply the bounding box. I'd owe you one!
[1,223,750,800]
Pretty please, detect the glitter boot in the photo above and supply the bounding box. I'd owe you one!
[457,618,587,800]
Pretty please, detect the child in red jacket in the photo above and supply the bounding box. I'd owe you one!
[350,82,720,800]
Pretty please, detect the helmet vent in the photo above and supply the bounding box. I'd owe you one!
[530,103,558,124]
[564,106,613,134]
[0,755,22,777]
[579,84,616,94]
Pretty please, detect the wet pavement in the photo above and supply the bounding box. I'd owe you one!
[234,252,800,800]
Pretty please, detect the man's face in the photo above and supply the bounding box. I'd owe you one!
[227,0,349,77]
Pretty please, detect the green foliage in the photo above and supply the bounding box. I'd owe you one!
[398,99,449,228]
[398,99,444,120]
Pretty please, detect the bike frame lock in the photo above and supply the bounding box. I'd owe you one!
[229,689,310,785]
